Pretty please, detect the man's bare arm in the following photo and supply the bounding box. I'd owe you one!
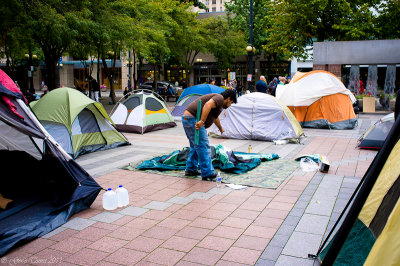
[195,99,216,129]
[214,117,224,134]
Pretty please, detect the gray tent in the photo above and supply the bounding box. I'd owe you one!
[209,92,303,142]
[358,113,394,149]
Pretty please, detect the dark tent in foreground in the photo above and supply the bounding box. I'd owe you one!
[0,70,102,256]
[358,112,394,150]
[317,114,400,265]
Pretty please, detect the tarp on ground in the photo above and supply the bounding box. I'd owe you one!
[209,92,303,142]
[137,144,279,174]
[276,70,357,129]
[358,113,394,150]
[0,69,102,256]
[177,84,225,102]
[111,90,176,134]
[317,112,400,265]
[30,87,129,158]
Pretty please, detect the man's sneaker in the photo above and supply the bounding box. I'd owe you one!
[202,172,219,181]
[185,170,200,176]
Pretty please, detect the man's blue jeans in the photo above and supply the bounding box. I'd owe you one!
[182,115,214,178]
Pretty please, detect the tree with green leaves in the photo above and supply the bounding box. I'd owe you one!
[164,3,207,86]
[21,0,91,91]
[264,0,380,59]
[375,0,400,39]
[225,0,270,53]
[0,0,27,80]
[203,16,246,71]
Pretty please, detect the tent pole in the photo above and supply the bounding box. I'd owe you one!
[17,99,73,160]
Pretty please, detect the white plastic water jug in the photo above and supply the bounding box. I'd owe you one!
[115,185,129,207]
[102,188,118,210]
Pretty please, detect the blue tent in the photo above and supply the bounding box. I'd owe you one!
[177,84,225,102]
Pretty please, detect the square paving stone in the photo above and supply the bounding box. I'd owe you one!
[42,227,67,238]
[295,213,330,235]
[188,192,213,200]
[289,207,305,217]
[276,224,296,236]
[305,197,336,216]
[143,201,173,210]
[260,245,283,261]
[281,231,323,258]
[90,211,124,223]
[117,206,149,216]
[62,217,96,230]
[167,196,193,205]
[282,215,301,227]
[207,187,232,195]
[255,258,276,266]
[268,234,290,248]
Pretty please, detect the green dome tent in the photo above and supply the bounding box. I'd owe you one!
[30,87,129,158]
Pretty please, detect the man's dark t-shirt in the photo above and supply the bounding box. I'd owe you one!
[185,93,224,128]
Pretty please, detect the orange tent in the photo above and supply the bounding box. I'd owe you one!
[276,70,357,129]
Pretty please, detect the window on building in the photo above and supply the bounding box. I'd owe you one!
[205,0,209,5]
[212,7,216,12]
[212,0,216,4]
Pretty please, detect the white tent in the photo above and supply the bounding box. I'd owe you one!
[276,71,356,106]
[111,90,176,134]
[209,92,303,141]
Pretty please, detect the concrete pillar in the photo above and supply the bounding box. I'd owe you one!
[328,64,342,78]
[313,64,327,71]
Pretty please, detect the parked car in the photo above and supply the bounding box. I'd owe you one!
[139,83,153,91]
[141,81,177,96]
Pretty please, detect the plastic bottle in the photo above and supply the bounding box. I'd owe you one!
[115,185,130,207]
[216,173,222,188]
[102,188,118,210]
[248,145,252,153]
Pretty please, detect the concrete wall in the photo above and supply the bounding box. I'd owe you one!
[314,39,400,65]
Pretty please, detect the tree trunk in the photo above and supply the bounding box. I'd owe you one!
[44,56,58,91]
[101,55,116,104]
[97,50,101,98]
[154,62,158,93]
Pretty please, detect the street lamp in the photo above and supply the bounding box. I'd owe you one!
[127,50,132,90]
[25,53,37,92]
[247,0,254,91]
[57,58,63,88]
[107,51,115,104]
[196,58,202,84]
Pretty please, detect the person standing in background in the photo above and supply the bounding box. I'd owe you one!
[90,76,100,102]
[256,76,268,93]
[268,77,278,96]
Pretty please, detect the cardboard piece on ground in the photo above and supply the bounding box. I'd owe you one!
[363,97,376,113]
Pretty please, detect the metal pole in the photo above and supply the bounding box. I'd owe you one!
[97,50,101,98]
[57,62,60,88]
[128,49,132,89]
[248,0,254,92]
[28,47,34,92]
